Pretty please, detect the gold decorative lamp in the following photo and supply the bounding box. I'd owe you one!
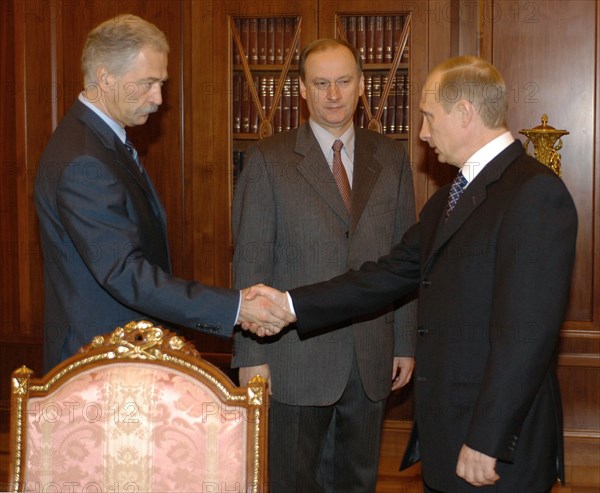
[519,114,569,176]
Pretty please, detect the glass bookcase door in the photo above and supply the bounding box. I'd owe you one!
[335,13,411,138]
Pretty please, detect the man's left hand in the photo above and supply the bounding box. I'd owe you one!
[391,356,415,390]
[456,444,499,486]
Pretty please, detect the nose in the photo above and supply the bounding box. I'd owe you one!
[419,117,430,142]
[149,83,163,106]
[325,82,341,100]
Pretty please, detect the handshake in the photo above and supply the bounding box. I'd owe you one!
[237,284,297,337]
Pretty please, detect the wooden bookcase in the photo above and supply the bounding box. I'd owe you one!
[213,2,428,292]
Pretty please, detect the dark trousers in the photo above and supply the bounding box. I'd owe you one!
[268,356,386,493]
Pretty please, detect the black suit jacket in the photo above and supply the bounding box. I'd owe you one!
[291,141,577,491]
[35,101,239,371]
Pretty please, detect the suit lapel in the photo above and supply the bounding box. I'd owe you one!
[350,129,382,232]
[74,101,154,197]
[73,101,166,224]
[424,141,525,271]
[295,124,350,223]
[294,124,383,228]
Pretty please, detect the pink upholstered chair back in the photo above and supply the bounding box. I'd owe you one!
[8,321,268,493]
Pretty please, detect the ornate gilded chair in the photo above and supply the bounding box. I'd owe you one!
[7,321,268,493]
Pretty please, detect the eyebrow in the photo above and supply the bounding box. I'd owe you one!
[138,76,169,84]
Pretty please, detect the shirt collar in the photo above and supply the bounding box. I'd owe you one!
[78,92,127,143]
[461,131,514,185]
[309,119,355,164]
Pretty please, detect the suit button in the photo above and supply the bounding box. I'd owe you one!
[421,279,431,287]
[417,327,426,335]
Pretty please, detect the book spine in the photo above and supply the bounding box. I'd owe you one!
[387,74,396,134]
[275,18,284,64]
[241,78,251,133]
[371,73,381,118]
[282,77,291,131]
[403,75,410,132]
[356,16,366,63]
[364,74,373,120]
[395,73,405,133]
[258,18,268,64]
[392,16,403,64]
[267,18,275,64]
[375,16,384,63]
[346,16,356,48]
[384,16,393,64]
[290,77,299,128]
[249,18,259,64]
[284,17,293,61]
[250,75,260,133]
[366,16,375,64]
[232,73,241,134]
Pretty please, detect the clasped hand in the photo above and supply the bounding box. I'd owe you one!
[237,284,295,336]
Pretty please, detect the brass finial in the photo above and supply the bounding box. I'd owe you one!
[519,114,569,176]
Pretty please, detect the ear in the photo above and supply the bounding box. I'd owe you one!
[456,100,474,127]
[299,76,308,101]
[95,66,113,91]
[358,73,365,97]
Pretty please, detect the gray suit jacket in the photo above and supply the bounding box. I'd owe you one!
[232,123,417,405]
[35,100,239,371]
[290,141,577,490]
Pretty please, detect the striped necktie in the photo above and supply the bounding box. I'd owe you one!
[332,139,352,213]
[125,136,143,171]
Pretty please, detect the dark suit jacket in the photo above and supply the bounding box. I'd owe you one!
[232,123,417,405]
[35,100,239,371]
[290,141,577,491]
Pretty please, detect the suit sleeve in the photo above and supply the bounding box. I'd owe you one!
[465,173,577,461]
[390,147,418,357]
[231,147,275,367]
[55,156,239,335]
[291,222,421,338]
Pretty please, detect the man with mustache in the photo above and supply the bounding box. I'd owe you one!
[34,14,293,372]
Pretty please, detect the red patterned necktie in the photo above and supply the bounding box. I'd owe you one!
[332,139,352,213]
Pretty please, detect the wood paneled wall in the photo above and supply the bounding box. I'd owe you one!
[0,1,598,481]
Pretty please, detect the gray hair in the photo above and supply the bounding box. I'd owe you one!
[82,14,169,86]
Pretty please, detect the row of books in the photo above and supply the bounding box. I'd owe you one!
[231,15,409,67]
[232,74,301,135]
[232,17,300,65]
[355,73,410,134]
[232,73,410,136]
[340,15,409,64]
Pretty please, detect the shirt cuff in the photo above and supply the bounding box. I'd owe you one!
[286,291,296,316]
[235,290,242,325]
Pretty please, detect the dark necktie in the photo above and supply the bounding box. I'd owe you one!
[125,136,143,171]
[332,139,352,213]
[445,171,468,220]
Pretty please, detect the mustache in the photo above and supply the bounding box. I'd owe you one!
[139,104,159,115]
